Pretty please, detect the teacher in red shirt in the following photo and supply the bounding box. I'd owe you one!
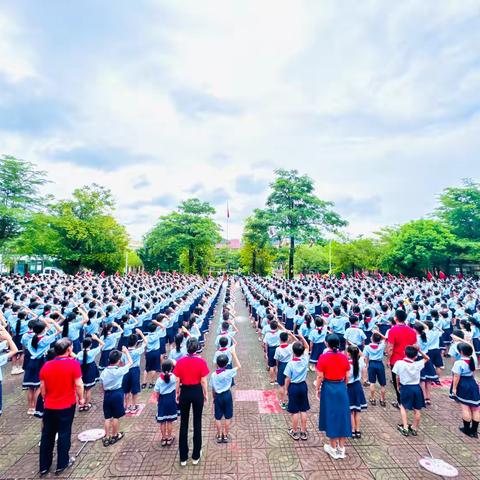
[39,338,84,476]
[174,337,210,466]
[386,309,417,408]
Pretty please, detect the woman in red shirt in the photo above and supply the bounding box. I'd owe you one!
[316,334,351,460]
[173,337,210,466]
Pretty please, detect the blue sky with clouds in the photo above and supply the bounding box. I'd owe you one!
[1,0,479,241]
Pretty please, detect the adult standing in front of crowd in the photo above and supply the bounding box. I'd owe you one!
[174,337,210,467]
[39,338,84,476]
[386,309,417,408]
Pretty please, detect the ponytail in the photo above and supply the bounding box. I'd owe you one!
[162,359,174,383]
[32,334,40,350]
[348,345,360,378]
[420,330,427,344]
[62,321,70,338]
[15,317,21,336]
[469,356,476,372]
[82,346,88,372]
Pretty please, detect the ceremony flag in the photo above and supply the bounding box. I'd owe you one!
[427,271,433,281]
[439,271,446,280]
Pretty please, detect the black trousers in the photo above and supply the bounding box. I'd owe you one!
[179,385,204,462]
[39,405,76,472]
[391,368,401,403]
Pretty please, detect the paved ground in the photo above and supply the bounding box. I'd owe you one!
[1,282,480,479]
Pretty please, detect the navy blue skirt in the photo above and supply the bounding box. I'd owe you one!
[347,380,367,411]
[99,349,112,370]
[400,384,425,410]
[285,318,294,331]
[473,338,480,356]
[319,380,351,438]
[450,375,480,407]
[82,362,100,389]
[379,324,390,336]
[156,390,178,423]
[122,366,141,394]
[420,359,438,382]
[145,349,161,372]
[310,342,325,363]
[428,348,444,368]
[277,361,287,386]
[23,357,45,388]
[159,337,167,355]
[72,339,81,354]
[287,381,310,414]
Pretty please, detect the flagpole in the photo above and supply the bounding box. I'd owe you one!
[226,202,230,274]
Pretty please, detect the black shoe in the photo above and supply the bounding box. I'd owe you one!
[141,383,147,389]
[39,469,50,476]
[459,426,471,437]
[55,458,75,474]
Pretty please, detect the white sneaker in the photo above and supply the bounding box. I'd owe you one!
[192,451,202,465]
[180,460,187,467]
[336,447,346,459]
[323,444,339,459]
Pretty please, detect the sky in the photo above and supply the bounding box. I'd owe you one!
[1,0,480,243]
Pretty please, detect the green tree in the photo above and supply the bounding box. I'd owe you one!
[141,198,221,274]
[211,246,241,273]
[294,244,329,274]
[331,237,384,274]
[436,179,480,241]
[240,209,272,274]
[0,155,48,248]
[379,220,457,276]
[14,184,129,274]
[266,169,347,279]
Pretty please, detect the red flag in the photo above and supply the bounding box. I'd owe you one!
[354,272,360,279]
[341,272,346,279]
[427,271,433,281]
[457,272,463,279]
[399,273,404,279]
[439,271,446,280]
[100,271,105,278]
[115,271,120,277]
[361,272,366,279]
[377,273,383,281]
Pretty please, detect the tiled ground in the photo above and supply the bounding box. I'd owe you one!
[1,282,479,479]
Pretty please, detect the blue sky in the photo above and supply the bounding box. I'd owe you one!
[1,0,480,241]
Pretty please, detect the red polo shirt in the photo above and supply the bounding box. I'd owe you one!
[388,323,417,366]
[173,354,210,385]
[40,356,82,409]
[316,351,350,381]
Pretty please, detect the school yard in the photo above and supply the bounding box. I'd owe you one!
[1,285,479,480]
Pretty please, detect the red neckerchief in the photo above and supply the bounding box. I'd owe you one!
[219,347,228,351]
[269,330,277,334]
[280,343,288,348]
[351,325,358,329]
[402,357,414,363]
[216,368,226,374]
[370,344,379,349]
[292,357,301,362]
[364,317,372,323]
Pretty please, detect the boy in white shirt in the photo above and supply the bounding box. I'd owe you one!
[392,345,429,436]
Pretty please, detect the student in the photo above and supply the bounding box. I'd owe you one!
[263,320,281,385]
[0,327,19,415]
[168,333,187,363]
[392,345,429,436]
[142,320,166,390]
[77,334,104,411]
[344,315,367,350]
[99,348,132,446]
[275,328,296,409]
[284,334,310,441]
[210,351,241,443]
[154,359,178,446]
[346,345,367,438]
[308,317,327,371]
[413,323,437,405]
[98,321,123,371]
[450,342,480,438]
[364,331,386,407]
[122,330,147,413]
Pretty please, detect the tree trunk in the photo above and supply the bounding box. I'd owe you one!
[288,236,295,280]
[252,250,257,274]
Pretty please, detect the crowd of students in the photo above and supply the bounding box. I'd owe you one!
[241,274,480,459]
[0,271,479,469]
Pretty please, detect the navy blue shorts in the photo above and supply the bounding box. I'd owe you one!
[287,381,310,414]
[122,366,141,394]
[267,346,278,368]
[166,327,175,344]
[277,361,287,386]
[214,390,233,420]
[368,360,386,386]
[400,384,425,410]
[145,349,161,372]
[103,388,125,419]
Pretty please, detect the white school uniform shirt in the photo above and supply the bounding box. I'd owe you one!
[391,358,425,385]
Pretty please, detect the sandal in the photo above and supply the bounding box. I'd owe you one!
[369,399,377,406]
[78,405,86,412]
[408,425,418,436]
[84,403,92,412]
[161,439,167,447]
[102,436,111,447]
[300,431,308,441]
[379,400,387,407]
[166,436,174,446]
[110,432,124,444]
[397,425,409,436]
[356,431,362,439]
[425,398,431,406]
[288,429,300,441]
[216,435,223,444]
[222,434,229,443]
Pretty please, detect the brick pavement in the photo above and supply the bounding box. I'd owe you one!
[1,282,479,479]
